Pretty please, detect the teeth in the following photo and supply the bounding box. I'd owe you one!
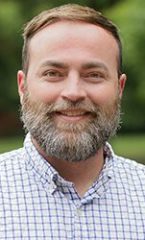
[60,110,87,116]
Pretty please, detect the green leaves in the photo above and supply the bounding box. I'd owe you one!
[106,0,145,131]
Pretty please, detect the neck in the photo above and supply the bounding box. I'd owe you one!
[32,138,105,197]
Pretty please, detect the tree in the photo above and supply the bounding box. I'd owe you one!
[106,0,145,131]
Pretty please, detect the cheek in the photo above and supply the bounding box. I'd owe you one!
[88,83,118,106]
[27,81,61,103]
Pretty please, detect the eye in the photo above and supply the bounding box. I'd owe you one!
[42,69,64,81]
[44,70,62,77]
[83,71,105,82]
[88,72,102,78]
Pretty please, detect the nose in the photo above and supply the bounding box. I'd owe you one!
[60,71,87,102]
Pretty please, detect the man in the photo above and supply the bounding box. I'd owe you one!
[0,4,145,240]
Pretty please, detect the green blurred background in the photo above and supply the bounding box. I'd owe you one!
[0,0,145,163]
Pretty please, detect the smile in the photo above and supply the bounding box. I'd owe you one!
[54,109,92,122]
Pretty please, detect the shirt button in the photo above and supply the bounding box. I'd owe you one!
[76,208,82,217]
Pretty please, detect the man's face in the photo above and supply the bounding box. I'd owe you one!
[18,21,126,162]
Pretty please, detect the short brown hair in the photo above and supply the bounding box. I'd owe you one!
[22,4,122,75]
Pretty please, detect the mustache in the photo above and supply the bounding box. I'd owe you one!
[21,92,100,118]
[22,90,119,121]
[44,99,99,115]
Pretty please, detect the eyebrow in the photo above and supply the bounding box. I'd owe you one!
[40,60,68,69]
[40,60,109,72]
[82,62,109,71]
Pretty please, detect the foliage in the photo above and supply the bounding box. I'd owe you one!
[111,134,145,163]
[106,0,145,131]
[0,1,23,110]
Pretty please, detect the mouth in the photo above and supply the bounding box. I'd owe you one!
[53,109,94,122]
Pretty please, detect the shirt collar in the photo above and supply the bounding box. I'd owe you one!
[24,133,58,188]
[81,143,115,200]
[24,133,115,196]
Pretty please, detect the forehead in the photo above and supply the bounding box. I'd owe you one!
[29,20,118,50]
[28,21,119,71]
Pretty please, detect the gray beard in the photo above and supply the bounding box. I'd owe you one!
[21,93,121,162]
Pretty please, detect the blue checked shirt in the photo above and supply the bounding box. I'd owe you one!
[0,133,145,239]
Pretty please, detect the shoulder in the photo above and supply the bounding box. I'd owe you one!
[0,148,25,171]
[113,154,145,191]
[0,148,27,191]
[115,154,145,173]
[105,142,145,179]
[0,148,24,160]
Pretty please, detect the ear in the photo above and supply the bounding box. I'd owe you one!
[118,73,127,99]
[17,70,26,104]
